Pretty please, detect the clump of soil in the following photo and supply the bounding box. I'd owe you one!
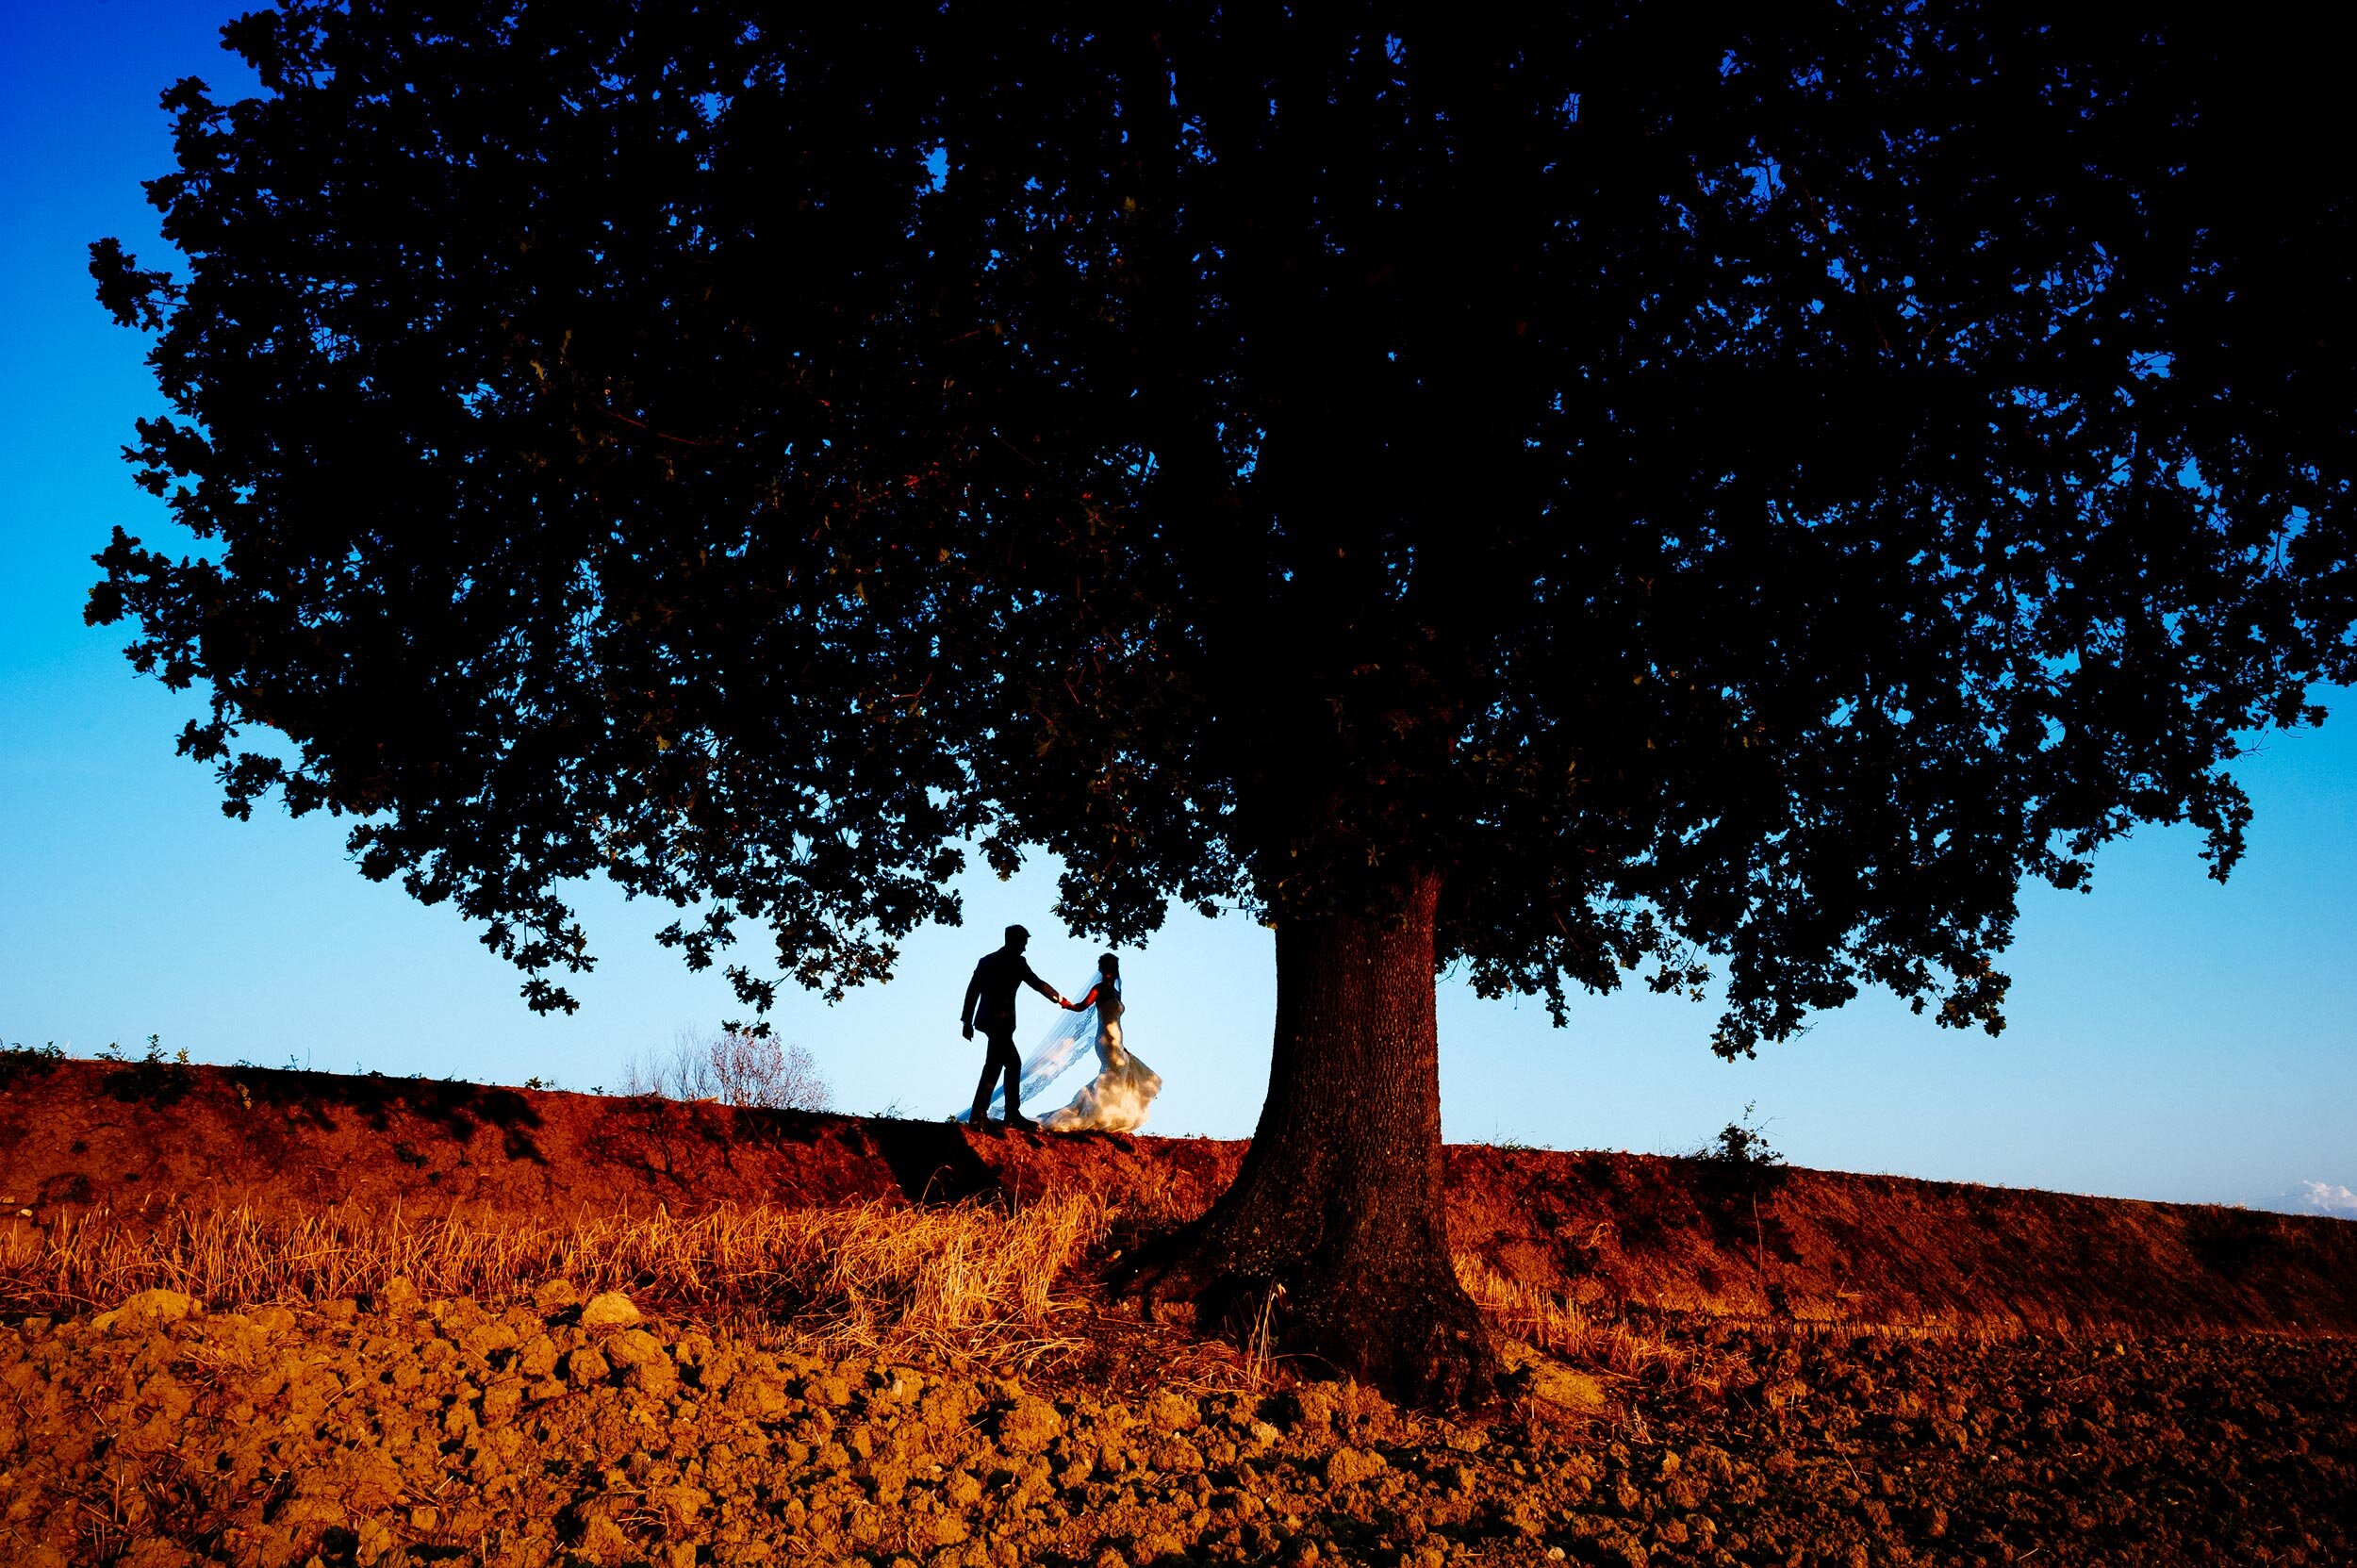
[4,1288,2350,1567]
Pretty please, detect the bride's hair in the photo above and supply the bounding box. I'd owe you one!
[1098,952,1119,977]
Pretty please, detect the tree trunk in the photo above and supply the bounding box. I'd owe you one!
[1147,869,1496,1406]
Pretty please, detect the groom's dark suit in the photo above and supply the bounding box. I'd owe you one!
[964,945,1059,1124]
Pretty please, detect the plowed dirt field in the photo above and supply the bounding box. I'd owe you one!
[2,1056,2349,1566]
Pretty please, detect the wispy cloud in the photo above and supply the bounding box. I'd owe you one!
[2299,1180,2357,1215]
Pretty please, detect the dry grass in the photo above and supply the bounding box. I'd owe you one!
[0,1194,1108,1358]
[1455,1252,1719,1388]
[4,1195,1748,1394]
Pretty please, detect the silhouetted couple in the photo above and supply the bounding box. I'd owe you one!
[961,925,1160,1135]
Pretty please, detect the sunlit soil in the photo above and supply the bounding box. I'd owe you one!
[2,1056,2350,1565]
[2,1278,2350,1566]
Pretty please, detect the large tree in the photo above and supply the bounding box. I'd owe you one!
[92,3,2354,1401]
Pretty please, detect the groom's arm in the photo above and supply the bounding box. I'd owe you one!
[1020,962,1066,1008]
[961,963,984,1037]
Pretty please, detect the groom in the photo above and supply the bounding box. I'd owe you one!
[963,924,1067,1132]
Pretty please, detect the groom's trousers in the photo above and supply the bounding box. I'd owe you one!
[971,1031,1022,1123]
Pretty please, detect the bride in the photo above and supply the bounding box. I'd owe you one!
[1041,953,1161,1132]
[966,953,1162,1133]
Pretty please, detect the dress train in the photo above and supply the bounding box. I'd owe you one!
[1038,1017,1161,1133]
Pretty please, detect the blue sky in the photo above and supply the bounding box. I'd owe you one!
[3,3,2351,1214]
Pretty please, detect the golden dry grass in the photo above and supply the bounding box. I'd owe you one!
[0,1194,1110,1358]
[4,1195,1737,1395]
[1454,1252,1718,1388]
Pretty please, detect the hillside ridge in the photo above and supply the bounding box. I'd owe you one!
[5,1056,2351,1336]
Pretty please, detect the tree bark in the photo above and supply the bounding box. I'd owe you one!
[1143,868,1497,1406]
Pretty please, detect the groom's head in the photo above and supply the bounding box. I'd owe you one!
[1004,924,1030,952]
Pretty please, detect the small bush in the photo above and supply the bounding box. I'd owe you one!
[1697,1101,1783,1168]
[99,1034,194,1107]
[0,1041,64,1091]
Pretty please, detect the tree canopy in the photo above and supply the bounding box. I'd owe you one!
[94,2,2355,1048]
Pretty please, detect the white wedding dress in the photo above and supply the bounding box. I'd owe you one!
[961,974,1161,1133]
[1039,985,1161,1133]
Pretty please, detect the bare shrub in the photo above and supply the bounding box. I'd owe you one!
[619,1029,713,1100]
[711,1029,830,1110]
[621,1027,830,1110]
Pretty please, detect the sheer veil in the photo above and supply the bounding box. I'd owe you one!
[954,974,1115,1122]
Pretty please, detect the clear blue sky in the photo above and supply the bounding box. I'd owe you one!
[4,3,2352,1215]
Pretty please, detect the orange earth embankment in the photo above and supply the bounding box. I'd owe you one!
[4,1056,2351,1336]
